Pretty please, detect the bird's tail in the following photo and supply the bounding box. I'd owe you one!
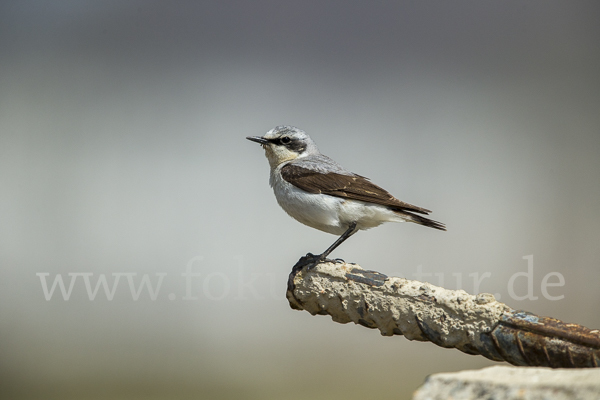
[401,210,446,231]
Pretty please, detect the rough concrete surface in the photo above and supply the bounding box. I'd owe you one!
[288,261,510,358]
[287,261,600,367]
[412,365,600,400]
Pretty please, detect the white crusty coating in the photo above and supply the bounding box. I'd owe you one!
[288,262,510,354]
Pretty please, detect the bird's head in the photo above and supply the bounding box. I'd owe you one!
[246,126,319,169]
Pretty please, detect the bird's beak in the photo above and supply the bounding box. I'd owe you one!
[246,136,269,145]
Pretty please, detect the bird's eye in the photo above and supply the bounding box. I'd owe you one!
[280,137,291,144]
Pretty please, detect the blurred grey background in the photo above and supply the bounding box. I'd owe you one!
[1,1,599,399]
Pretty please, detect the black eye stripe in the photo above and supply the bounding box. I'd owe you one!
[266,137,307,153]
[267,137,290,146]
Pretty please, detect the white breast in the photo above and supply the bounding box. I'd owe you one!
[270,166,345,234]
[269,164,406,235]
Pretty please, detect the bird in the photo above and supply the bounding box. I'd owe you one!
[246,125,445,267]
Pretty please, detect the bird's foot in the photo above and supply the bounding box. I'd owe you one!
[291,253,321,273]
[304,252,326,270]
[291,252,345,273]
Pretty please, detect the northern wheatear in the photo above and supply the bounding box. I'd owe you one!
[247,126,445,265]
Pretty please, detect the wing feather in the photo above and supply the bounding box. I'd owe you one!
[281,164,432,215]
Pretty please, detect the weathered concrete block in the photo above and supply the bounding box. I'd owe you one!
[413,366,600,400]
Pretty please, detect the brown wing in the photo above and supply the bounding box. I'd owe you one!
[280,164,432,215]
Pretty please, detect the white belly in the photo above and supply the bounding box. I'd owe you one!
[269,167,405,235]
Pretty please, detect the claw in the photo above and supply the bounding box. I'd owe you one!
[305,253,325,270]
[291,253,321,272]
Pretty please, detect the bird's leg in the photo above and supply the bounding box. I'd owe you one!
[304,222,358,268]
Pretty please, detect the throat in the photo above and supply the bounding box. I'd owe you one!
[265,147,301,170]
